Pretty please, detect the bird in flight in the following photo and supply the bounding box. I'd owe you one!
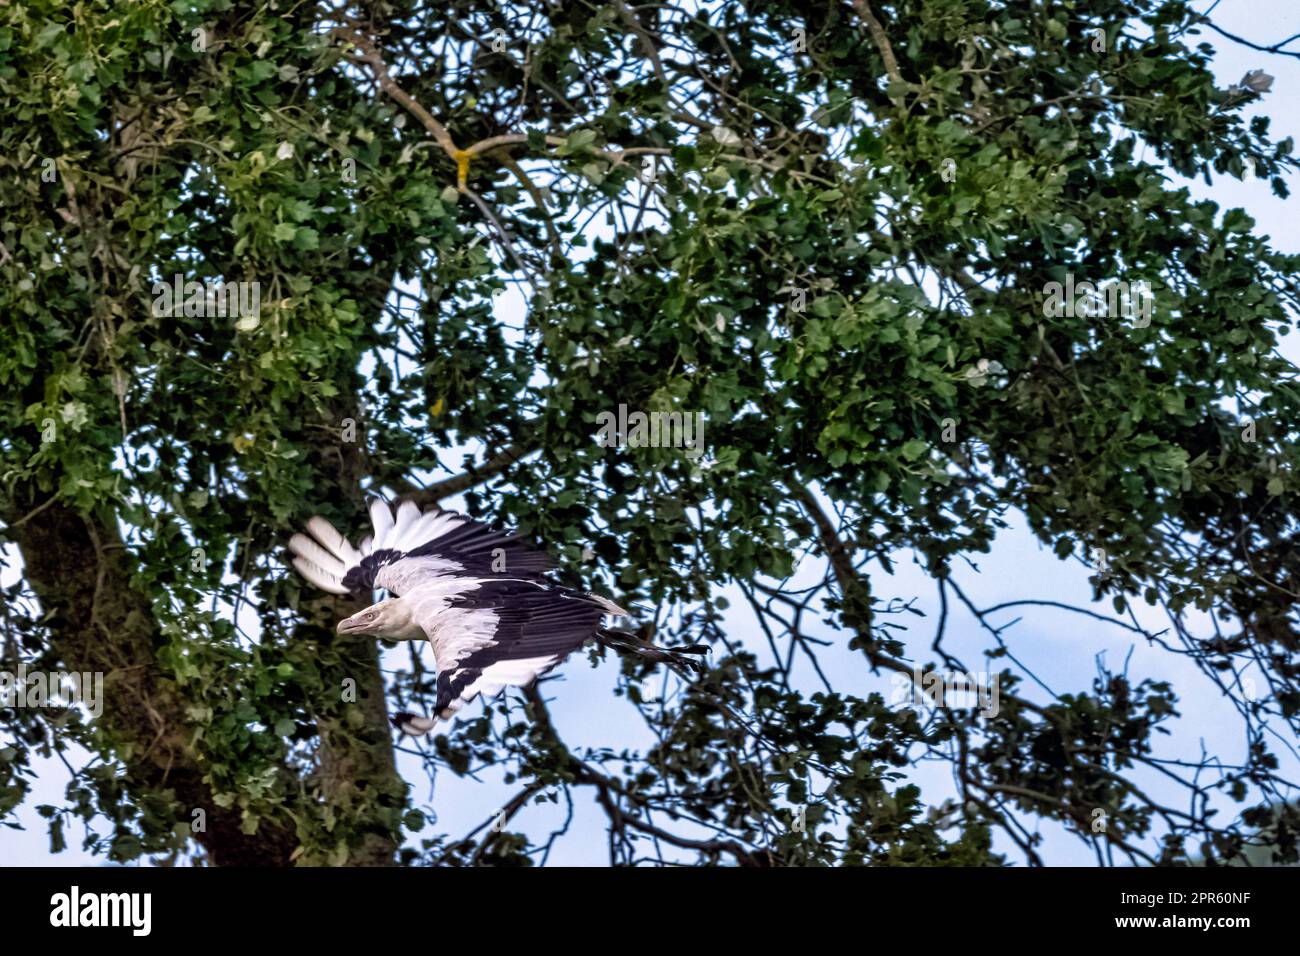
[288,498,704,733]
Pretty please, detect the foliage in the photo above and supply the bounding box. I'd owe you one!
[1,0,1298,865]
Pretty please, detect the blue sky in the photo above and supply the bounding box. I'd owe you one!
[4,0,1299,866]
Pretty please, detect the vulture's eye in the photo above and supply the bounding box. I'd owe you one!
[365,612,375,621]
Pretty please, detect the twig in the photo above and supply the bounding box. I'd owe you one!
[411,440,538,507]
[851,0,905,93]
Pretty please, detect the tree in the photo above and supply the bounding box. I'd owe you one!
[1,0,1298,866]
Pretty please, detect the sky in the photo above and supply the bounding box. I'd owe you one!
[3,0,1299,866]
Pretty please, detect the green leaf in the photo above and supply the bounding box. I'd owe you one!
[901,439,929,461]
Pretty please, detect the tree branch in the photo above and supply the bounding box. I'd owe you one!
[851,0,905,91]
[411,440,539,508]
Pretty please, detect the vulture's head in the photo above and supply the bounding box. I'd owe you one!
[337,599,419,640]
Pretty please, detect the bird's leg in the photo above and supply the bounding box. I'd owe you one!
[594,628,708,675]
[391,712,438,735]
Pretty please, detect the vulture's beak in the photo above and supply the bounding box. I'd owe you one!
[336,616,360,634]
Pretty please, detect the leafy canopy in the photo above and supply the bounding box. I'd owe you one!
[0,0,1298,866]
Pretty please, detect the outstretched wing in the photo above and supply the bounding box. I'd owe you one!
[288,498,554,596]
[412,579,623,720]
[290,495,629,723]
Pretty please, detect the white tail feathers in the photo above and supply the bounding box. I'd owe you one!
[288,512,367,595]
[381,500,460,553]
[288,515,361,595]
[291,555,349,594]
[289,498,476,595]
[390,499,419,544]
[305,516,360,565]
[287,533,350,594]
[368,498,394,543]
